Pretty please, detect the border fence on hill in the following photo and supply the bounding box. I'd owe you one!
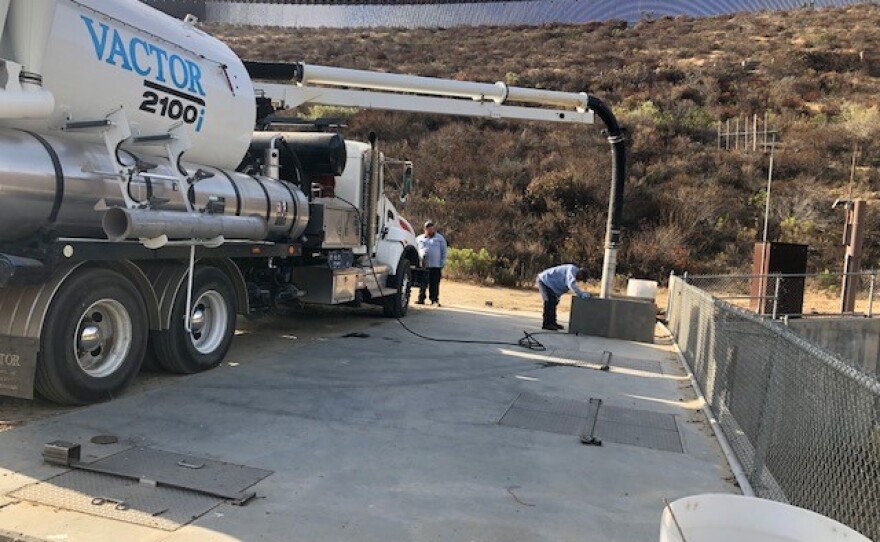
[142,0,871,27]
[666,275,880,540]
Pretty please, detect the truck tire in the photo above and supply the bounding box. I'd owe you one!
[151,267,236,374]
[383,258,412,318]
[35,268,148,405]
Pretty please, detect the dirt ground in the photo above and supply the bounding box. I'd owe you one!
[437,278,608,313]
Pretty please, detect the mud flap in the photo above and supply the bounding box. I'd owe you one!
[0,336,38,399]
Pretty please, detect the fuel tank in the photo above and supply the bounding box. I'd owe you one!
[5,0,256,170]
[0,129,309,243]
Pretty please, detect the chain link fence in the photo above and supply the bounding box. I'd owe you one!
[667,276,880,540]
[681,270,880,318]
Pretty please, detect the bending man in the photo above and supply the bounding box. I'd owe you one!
[536,264,590,331]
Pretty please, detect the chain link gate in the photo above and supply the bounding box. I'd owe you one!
[667,276,880,540]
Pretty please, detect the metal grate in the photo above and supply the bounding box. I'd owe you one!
[11,470,222,531]
[88,447,273,500]
[667,276,880,539]
[498,393,684,453]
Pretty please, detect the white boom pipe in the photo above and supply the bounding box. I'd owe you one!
[265,63,624,297]
[298,64,589,111]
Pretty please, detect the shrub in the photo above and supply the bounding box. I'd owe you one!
[445,248,494,283]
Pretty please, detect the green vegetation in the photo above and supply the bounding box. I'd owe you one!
[208,4,880,282]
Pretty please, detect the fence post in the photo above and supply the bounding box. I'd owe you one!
[666,271,675,320]
[868,271,876,318]
[771,274,781,319]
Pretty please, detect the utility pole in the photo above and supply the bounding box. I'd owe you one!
[838,199,866,313]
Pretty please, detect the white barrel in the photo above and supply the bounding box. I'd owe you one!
[627,278,658,300]
[7,0,255,170]
[660,494,870,542]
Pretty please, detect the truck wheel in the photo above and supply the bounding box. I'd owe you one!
[35,269,148,405]
[383,259,412,318]
[151,267,236,374]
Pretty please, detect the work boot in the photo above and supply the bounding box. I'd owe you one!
[542,323,559,331]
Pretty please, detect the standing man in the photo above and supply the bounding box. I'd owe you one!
[536,264,590,331]
[416,220,448,306]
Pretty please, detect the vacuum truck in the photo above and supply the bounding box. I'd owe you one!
[0,0,623,404]
[0,0,420,404]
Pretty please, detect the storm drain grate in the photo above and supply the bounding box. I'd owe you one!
[596,405,684,453]
[498,393,684,453]
[10,470,223,531]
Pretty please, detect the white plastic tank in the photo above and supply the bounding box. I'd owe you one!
[6,0,256,170]
[660,494,870,542]
[627,278,658,301]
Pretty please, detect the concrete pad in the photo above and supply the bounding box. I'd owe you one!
[0,306,736,541]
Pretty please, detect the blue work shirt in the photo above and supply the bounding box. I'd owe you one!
[537,264,587,298]
[416,233,448,268]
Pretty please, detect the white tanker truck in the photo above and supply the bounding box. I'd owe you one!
[0,0,625,404]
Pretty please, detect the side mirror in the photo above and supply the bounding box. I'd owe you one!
[402,161,414,201]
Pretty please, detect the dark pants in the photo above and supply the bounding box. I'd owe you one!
[537,280,560,326]
[419,267,442,303]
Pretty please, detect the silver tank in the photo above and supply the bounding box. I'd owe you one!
[0,128,309,243]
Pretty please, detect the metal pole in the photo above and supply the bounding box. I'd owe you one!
[717,121,721,149]
[753,113,758,151]
[735,117,740,150]
[772,274,781,319]
[868,271,876,318]
[763,110,768,148]
[758,136,776,312]
[841,200,867,313]
[726,119,731,149]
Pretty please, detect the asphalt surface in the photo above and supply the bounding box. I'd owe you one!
[0,304,735,541]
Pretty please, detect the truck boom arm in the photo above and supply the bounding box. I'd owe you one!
[250,62,625,298]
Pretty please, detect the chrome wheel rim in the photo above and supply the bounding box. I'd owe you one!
[401,271,411,311]
[189,290,228,354]
[73,299,132,378]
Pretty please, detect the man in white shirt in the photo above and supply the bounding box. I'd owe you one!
[536,264,590,331]
[415,220,448,306]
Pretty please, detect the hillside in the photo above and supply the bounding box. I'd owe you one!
[206,4,880,284]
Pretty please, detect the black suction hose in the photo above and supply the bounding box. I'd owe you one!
[587,95,626,250]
